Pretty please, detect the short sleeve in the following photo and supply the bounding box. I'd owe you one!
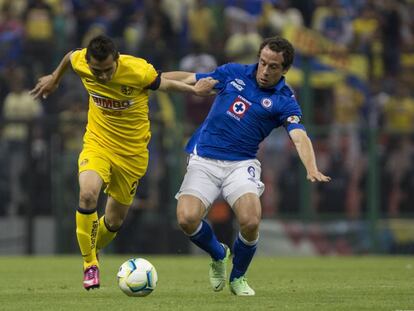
[195,63,237,91]
[278,98,306,132]
[141,62,158,88]
[69,48,85,72]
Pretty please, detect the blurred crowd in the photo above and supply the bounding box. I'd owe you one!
[1,0,414,220]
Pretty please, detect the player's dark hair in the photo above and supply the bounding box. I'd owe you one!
[258,37,295,69]
[86,35,119,62]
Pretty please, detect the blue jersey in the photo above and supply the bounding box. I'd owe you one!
[186,63,305,160]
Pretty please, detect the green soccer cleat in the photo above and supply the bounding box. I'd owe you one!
[230,276,255,296]
[209,243,231,291]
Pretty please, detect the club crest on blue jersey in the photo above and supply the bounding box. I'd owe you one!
[261,98,273,109]
[227,96,251,121]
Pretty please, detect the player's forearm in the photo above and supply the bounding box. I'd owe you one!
[162,72,196,84]
[51,51,72,83]
[291,129,318,174]
[159,77,197,94]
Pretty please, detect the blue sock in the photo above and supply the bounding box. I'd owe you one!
[230,233,258,281]
[189,219,225,261]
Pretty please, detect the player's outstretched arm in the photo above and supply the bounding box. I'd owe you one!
[158,76,217,96]
[162,72,197,84]
[289,128,331,183]
[29,51,73,99]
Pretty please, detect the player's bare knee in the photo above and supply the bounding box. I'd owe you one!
[177,211,200,233]
[177,214,199,232]
[104,216,123,232]
[239,217,260,234]
[79,190,99,209]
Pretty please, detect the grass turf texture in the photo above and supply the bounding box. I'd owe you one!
[0,256,413,310]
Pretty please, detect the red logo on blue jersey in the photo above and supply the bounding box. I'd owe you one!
[227,96,251,119]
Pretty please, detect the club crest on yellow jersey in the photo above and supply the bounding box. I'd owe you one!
[121,85,133,95]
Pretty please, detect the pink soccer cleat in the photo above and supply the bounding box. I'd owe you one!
[83,265,100,290]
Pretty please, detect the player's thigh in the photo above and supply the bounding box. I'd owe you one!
[175,157,221,211]
[78,146,110,199]
[106,151,148,206]
[232,192,262,226]
[79,170,104,194]
[177,194,206,223]
[222,159,265,207]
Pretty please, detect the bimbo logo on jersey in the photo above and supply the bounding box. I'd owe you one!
[90,93,132,110]
[226,95,251,121]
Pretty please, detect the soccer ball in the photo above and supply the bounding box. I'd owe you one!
[117,258,158,297]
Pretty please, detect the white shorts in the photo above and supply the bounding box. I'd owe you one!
[175,154,265,209]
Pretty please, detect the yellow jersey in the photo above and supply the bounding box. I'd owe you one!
[70,48,158,155]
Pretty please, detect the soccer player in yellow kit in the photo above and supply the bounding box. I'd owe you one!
[30,35,215,290]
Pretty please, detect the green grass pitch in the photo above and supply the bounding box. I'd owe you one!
[0,255,413,310]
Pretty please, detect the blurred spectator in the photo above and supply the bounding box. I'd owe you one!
[139,0,176,68]
[400,152,414,214]
[402,1,414,51]
[0,1,24,68]
[351,4,380,80]
[2,66,43,215]
[258,0,303,37]
[81,23,105,48]
[290,0,315,27]
[143,0,175,48]
[138,17,171,69]
[317,153,349,213]
[179,41,217,129]
[23,0,54,78]
[383,137,414,216]
[379,0,403,77]
[58,94,87,152]
[313,0,353,47]
[186,0,217,51]
[224,10,262,63]
[382,83,414,135]
[123,10,145,55]
[277,151,301,214]
[329,80,364,171]
[162,0,191,35]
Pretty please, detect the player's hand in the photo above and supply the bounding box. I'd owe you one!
[306,171,331,183]
[194,77,218,96]
[29,74,59,99]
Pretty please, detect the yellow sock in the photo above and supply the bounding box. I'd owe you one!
[96,216,117,253]
[76,210,99,270]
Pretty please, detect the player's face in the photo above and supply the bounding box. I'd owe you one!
[88,55,118,83]
[256,46,288,89]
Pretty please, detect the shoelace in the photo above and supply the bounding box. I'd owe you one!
[86,267,96,279]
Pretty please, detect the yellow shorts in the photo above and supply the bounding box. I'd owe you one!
[78,144,149,205]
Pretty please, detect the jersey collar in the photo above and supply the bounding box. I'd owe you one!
[247,63,286,92]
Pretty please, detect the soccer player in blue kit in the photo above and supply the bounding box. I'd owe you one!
[163,36,331,296]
